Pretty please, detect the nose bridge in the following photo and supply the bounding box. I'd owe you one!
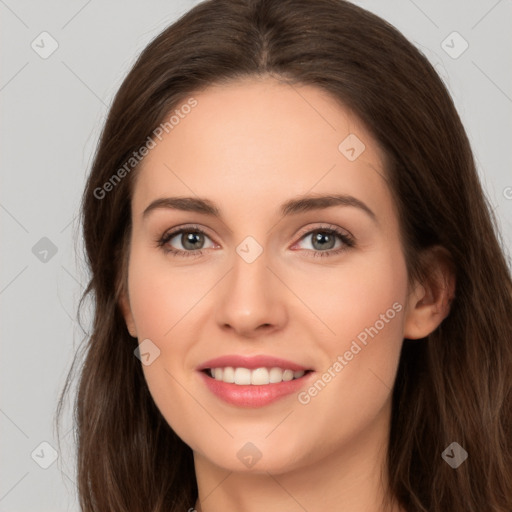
[214,236,286,334]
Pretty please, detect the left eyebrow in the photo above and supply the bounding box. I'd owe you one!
[142,193,377,223]
[280,194,377,223]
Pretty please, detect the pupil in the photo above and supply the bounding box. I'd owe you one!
[183,232,203,250]
[313,231,334,250]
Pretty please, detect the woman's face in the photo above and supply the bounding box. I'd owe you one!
[121,77,419,474]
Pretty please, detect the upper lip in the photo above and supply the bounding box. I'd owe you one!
[198,355,312,372]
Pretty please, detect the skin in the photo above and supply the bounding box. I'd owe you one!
[120,76,453,512]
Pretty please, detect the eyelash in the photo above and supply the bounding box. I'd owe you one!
[155,224,355,259]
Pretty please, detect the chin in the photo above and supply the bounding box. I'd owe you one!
[192,435,310,475]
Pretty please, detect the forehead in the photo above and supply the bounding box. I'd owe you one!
[131,77,389,220]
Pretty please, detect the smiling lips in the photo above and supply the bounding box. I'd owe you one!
[197,354,315,407]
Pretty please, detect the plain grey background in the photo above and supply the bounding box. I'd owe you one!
[1,1,511,510]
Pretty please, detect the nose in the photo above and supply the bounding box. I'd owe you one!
[214,247,288,338]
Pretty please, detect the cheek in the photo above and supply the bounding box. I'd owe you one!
[291,245,408,410]
[126,249,205,447]
[292,246,408,352]
[126,247,201,341]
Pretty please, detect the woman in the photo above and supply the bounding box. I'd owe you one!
[57,0,512,510]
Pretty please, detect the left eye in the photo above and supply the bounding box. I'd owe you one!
[294,228,351,253]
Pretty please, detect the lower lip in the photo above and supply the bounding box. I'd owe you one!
[198,371,314,408]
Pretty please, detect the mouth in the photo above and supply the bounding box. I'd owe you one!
[201,367,314,385]
[197,357,315,407]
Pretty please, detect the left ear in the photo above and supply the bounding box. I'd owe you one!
[403,246,456,340]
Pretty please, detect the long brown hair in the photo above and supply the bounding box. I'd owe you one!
[56,0,512,510]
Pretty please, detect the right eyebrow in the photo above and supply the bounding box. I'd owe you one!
[143,197,220,219]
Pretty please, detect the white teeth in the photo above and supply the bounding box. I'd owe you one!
[283,369,294,381]
[222,366,235,383]
[234,368,251,385]
[269,367,283,383]
[208,366,307,385]
[251,367,269,385]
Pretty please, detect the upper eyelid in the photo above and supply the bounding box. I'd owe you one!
[295,223,352,239]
